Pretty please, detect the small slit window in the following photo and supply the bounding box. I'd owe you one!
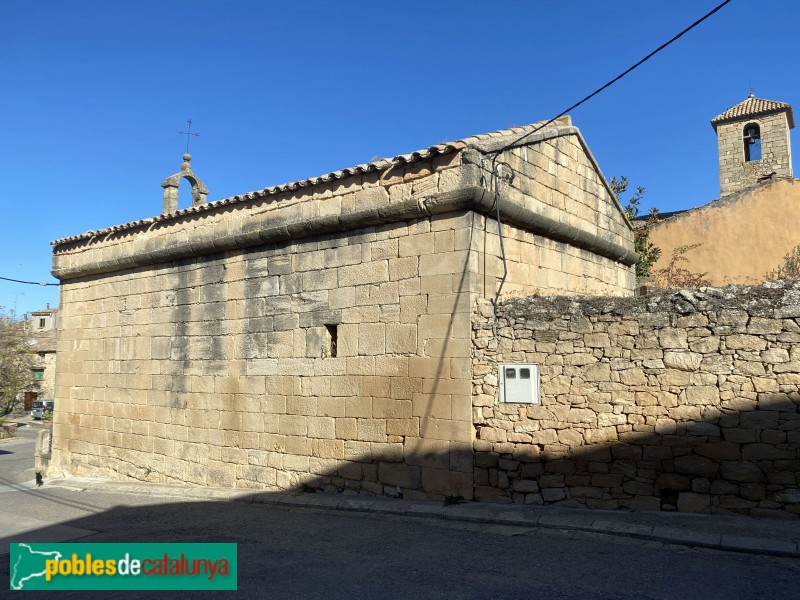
[325,324,338,358]
[744,123,761,162]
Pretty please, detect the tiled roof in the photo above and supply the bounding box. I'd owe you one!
[711,97,794,130]
[30,331,57,353]
[52,120,570,247]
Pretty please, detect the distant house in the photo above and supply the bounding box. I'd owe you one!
[22,307,58,410]
[649,96,797,285]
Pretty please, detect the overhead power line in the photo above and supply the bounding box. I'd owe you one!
[0,276,59,287]
[489,0,735,318]
[494,0,735,155]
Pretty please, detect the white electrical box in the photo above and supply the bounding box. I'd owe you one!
[498,363,541,404]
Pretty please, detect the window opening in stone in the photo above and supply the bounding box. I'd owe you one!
[325,324,338,358]
[38,318,45,328]
[32,368,44,381]
[744,123,761,161]
[505,368,516,379]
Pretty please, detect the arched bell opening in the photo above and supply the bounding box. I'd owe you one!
[161,153,209,214]
[743,123,761,162]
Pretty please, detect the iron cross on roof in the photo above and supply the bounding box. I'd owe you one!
[178,119,200,154]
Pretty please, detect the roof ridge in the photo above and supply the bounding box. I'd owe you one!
[52,119,573,248]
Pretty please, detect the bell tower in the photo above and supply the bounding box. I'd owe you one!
[160,153,209,214]
[161,120,209,214]
[711,95,794,196]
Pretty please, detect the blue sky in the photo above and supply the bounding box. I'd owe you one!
[2,1,798,315]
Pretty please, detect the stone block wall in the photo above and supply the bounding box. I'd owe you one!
[472,283,800,517]
[52,212,479,499]
[500,137,633,249]
[476,216,633,299]
[717,111,793,196]
[469,132,635,299]
[51,206,630,500]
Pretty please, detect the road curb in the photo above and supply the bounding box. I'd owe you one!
[43,478,800,558]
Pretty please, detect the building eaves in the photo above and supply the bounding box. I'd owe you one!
[649,176,797,228]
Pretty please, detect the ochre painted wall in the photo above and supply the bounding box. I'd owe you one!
[649,178,800,285]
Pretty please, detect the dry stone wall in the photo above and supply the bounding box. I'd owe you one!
[472,283,800,517]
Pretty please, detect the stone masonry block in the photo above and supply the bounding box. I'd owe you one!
[279,414,307,437]
[335,418,357,440]
[372,398,412,419]
[357,419,387,442]
[307,417,335,439]
[374,356,408,377]
[388,257,418,281]
[358,323,386,356]
[385,324,417,354]
[419,251,469,276]
[399,233,434,257]
[386,418,419,437]
[379,462,421,489]
[345,396,372,418]
[338,261,389,287]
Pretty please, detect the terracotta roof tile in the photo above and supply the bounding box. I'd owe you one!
[30,331,57,353]
[711,96,794,130]
[52,119,569,247]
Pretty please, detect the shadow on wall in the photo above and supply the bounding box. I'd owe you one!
[47,226,800,518]
[41,394,800,518]
[229,393,799,518]
[470,391,800,517]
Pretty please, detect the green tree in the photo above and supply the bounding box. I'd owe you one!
[609,176,661,280]
[0,308,35,415]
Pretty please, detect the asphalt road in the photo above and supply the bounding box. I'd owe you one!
[0,424,37,484]
[1,428,799,599]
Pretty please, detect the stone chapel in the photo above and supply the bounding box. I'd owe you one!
[48,117,636,498]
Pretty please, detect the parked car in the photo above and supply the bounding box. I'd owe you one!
[31,400,54,420]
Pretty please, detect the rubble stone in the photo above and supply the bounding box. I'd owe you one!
[474,283,800,515]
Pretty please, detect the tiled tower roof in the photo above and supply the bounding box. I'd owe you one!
[711,96,794,130]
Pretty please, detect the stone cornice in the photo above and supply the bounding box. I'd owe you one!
[52,162,637,281]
